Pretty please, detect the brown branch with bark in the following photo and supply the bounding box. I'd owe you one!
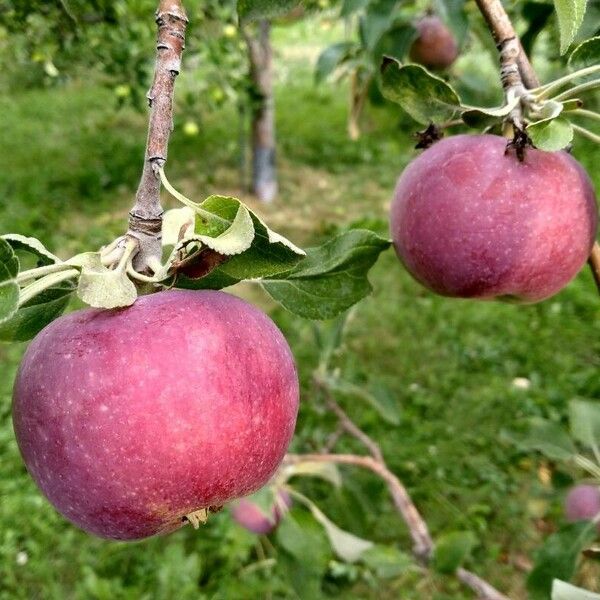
[291,377,510,600]
[127,0,188,272]
[474,0,600,293]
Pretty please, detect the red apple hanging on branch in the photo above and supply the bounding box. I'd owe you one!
[13,290,299,540]
[389,134,597,302]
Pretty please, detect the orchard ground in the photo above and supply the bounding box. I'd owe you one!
[1,18,600,600]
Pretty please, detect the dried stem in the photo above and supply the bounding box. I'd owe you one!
[127,0,188,272]
[305,376,509,599]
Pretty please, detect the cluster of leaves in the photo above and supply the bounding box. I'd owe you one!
[505,398,600,599]
[0,175,390,341]
[379,35,600,152]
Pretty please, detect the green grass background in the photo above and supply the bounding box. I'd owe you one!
[1,17,599,600]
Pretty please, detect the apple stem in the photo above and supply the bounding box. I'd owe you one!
[126,0,189,274]
[16,262,76,285]
[302,375,510,600]
[18,269,80,308]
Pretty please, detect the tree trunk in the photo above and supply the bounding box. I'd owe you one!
[246,20,277,203]
[348,70,369,141]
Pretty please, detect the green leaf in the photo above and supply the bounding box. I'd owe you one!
[379,60,461,125]
[183,204,254,256]
[552,580,600,600]
[0,280,74,342]
[283,461,343,487]
[553,0,588,54]
[562,99,585,111]
[174,270,241,291]
[162,207,196,246]
[373,24,418,62]
[359,7,395,51]
[528,116,574,150]
[0,238,20,326]
[315,42,358,83]
[461,96,521,128]
[433,0,469,46]
[527,522,597,600]
[569,399,600,449]
[308,503,374,563]
[432,531,477,574]
[276,510,329,566]
[502,418,577,461]
[2,234,60,266]
[262,229,391,320]
[340,0,370,17]
[361,545,415,579]
[324,376,401,425]
[193,196,304,279]
[237,0,301,21]
[568,36,600,68]
[76,254,137,309]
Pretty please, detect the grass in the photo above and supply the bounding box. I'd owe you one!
[1,17,600,600]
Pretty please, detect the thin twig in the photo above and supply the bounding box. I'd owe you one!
[285,453,509,600]
[314,376,384,462]
[127,0,188,272]
[309,374,509,599]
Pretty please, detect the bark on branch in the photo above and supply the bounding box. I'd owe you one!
[474,0,539,89]
[128,0,188,271]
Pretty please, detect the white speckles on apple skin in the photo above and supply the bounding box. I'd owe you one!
[390,134,598,302]
[12,290,299,541]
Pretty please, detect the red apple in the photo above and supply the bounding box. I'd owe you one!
[12,290,299,540]
[390,134,598,302]
[231,489,292,534]
[409,16,458,70]
[565,485,600,529]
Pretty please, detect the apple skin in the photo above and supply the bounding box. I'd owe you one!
[231,489,292,534]
[409,16,458,70]
[390,134,598,302]
[12,290,299,541]
[565,485,600,529]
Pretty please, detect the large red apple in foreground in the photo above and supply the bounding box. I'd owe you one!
[12,290,299,540]
[409,16,458,70]
[390,134,598,302]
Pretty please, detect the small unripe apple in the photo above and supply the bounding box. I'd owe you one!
[183,120,199,137]
[409,16,458,70]
[222,24,237,38]
[231,489,292,534]
[12,290,299,540]
[565,485,600,528]
[390,134,597,302]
